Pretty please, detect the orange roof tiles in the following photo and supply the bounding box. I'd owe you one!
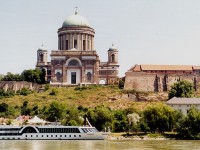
[193,66,200,70]
[140,65,193,71]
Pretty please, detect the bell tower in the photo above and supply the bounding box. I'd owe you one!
[108,44,118,64]
[36,44,48,66]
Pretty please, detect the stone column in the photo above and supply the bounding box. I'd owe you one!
[58,35,60,50]
[91,36,94,50]
[77,33,79,50]
[85,34,88,50]
[81,66,84,83]
[81,34,83,50]
[62,60,67,82]
[69,33,72,49]
[72,33,74,48]
[63,34,66,50]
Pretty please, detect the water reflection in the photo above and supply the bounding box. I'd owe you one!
[0,140,200,150]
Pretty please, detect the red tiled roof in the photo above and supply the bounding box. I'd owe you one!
[140,65,193,71]
[193,66,200,70]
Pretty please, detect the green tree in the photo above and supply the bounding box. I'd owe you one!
[21,101,31,115]
[1,72,22,81]
[45,101,65,122]
[176,106,200,139]
[143,103,175,133]
[168,80,194,99]
[0,74,4,81]
[21,68,45,84]
[86,105,114,131]
[113,110,128,132]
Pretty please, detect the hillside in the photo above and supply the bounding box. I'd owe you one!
[0,85,167,110]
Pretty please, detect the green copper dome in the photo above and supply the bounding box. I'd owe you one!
[62,12,90,27]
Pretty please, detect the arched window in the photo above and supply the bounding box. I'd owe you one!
[40,54,44,62]
[68,60,79,66]
[56,72,62,82]
[111,54,115,62]
[87,72,92,81]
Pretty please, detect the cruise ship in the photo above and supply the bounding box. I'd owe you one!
[0,125,109,140]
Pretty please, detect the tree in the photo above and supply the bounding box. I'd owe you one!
[176,106,200,139]
[113,110,128,132]
[21,68,45,84]
[45,101,65,122]
[21,101,31,115]
[127,113,140,134]
[86,105,114,131]
[143,103,175,133]
[168,80,194,99]
[1,72,22,81]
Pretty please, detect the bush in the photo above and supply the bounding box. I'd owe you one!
[44,84,50,91]
[20,88,32,96]
[49,88,58,95]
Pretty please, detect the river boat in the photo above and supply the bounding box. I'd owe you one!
[0,125,109,140]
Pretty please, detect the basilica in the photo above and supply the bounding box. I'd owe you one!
[36,10,119,85]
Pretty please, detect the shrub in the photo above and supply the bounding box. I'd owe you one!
[49,88,58,95]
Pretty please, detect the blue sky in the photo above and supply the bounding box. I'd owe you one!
[1,0,200,77]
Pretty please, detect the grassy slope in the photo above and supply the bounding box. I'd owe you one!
[1,85,161,110]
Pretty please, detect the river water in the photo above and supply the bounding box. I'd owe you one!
[0,140,200,150]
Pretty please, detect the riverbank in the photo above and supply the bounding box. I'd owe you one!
[107,133,169,140]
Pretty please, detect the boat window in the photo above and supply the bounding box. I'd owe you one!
[69,135,71,137]
[56,135,57,137]
[51,135,53,137]
[47,135,48,137]
[79,135,81,137]
[60,135,62,137]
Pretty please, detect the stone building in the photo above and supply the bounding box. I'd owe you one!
[124,64,200,92]
[36,9,119,85]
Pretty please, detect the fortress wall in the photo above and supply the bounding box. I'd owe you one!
[124,72,200,92]
[0,81,42,92]
[124,72,157,91]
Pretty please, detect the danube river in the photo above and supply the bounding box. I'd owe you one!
[0,140,200,150]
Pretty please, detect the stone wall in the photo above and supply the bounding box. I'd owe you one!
[0,81,42,92]
[124,72,200,92]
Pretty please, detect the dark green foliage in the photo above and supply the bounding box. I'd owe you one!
[143,104,175,133]
[21,101,31,115]
[45,101,65,122]
[21,68,44,84]
[113,110,128,132]
[85,105,114,131]
[176,106,200,139]
[168,80,194,99]
[64,106,83,126]
[67,120,78,126]
[19,88,32,96]
[0,103,8,112]
[44,84,50,91]
[118,78,125,89]
[0,90,15,98]
[1,68,46,84]
[1,72,22,81]
[49,88,58,95]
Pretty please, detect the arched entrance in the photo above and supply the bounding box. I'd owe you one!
[66,58,82,84]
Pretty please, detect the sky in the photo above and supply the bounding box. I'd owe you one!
[1,0,200,77]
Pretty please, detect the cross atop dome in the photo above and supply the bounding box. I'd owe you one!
[75,6,78,15]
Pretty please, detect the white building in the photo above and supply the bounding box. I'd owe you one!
[166,97,200,115]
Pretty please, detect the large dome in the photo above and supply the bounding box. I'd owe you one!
[62,12,90,27]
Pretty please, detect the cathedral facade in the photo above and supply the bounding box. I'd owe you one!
[36,10,119,85]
